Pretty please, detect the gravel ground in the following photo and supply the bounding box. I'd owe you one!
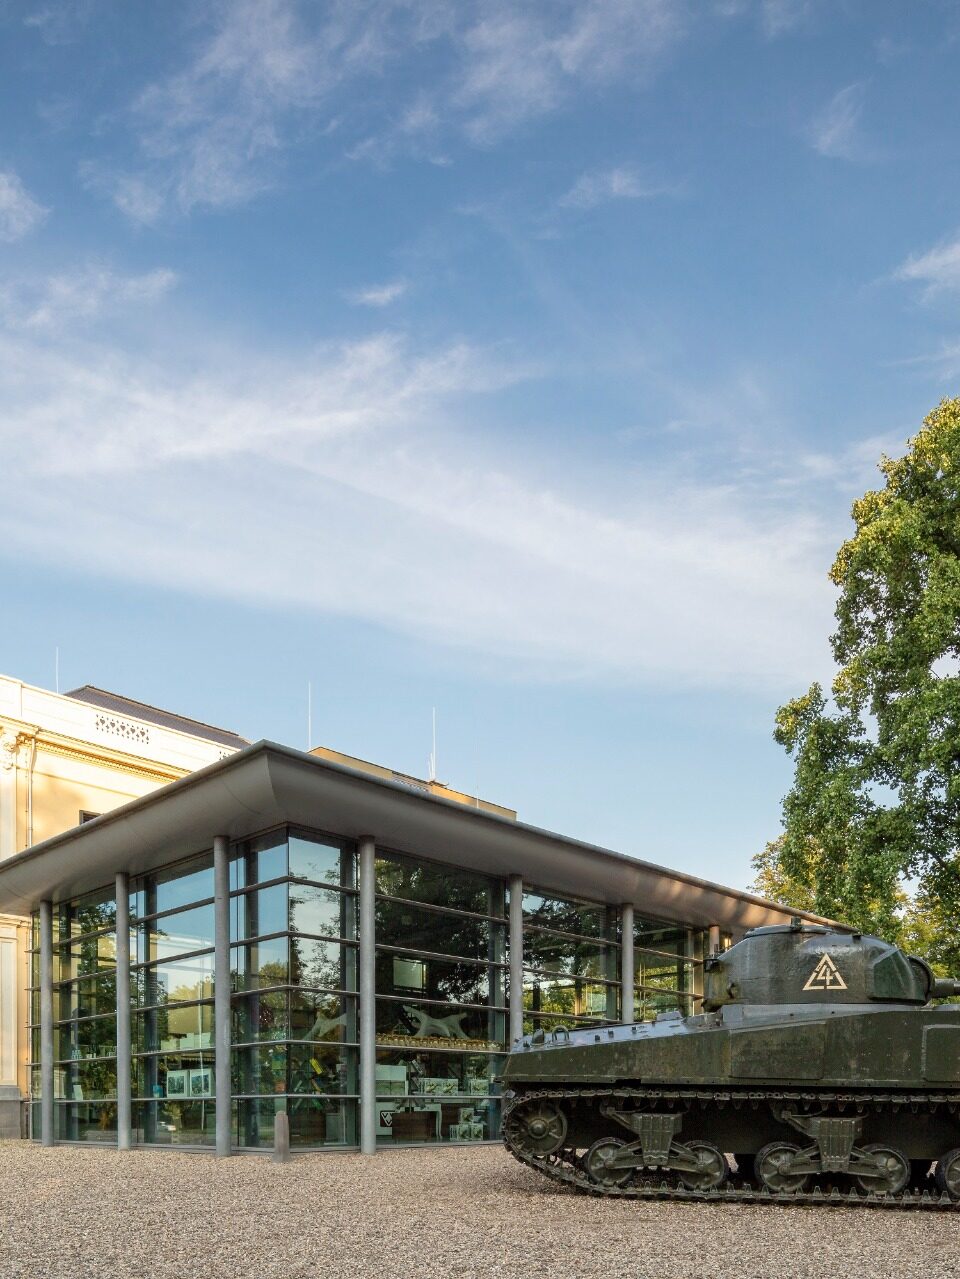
[1,1141,959,1279]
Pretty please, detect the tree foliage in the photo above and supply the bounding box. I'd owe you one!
[767,398,960,953]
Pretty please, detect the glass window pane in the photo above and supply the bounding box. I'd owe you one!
[290,937,354,992]
[152,858,214,914]
[376,951,499,1006]
[523,932,613,979]
[289,834,343,886]
[522,890,609,939]
[54,1016,117,1062]
[57,973,118,1019]
[231,938,289,990]
[232,990,289,1043]
[144,904,215,961]
[289,992,356,1043]
[375,853,499,915]
[234,885,288,941]
[290,884,353,939]
[56,1102,117,1142]
[135,1051,215,1101]
[57,1059,118,1100]
[137,1003,214,1053]
[233,1097,357,1149]
[376,998,504,1048]
[522,973,614,1022]
[374,1049,501,1098]
[58,932,118,981]
[133,1100,216,1146]
[141,953,215,1005]
[238,835,287,886]
[375,900,497,960]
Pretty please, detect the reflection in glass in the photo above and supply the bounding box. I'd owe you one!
[143,904,215,961]
[290,884,353,939]
[289,834,343,886]
[231,937,288,990]
[234,884,288,941]
[142,952,215,1005]
[133,1100,215,1146]
[290,936,353,992]
[152,859,214,915]
[56,1103,117,1142]
[375,900,494,960]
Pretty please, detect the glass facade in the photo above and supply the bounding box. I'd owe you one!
[633,918,704,1021]
[27,825,710,1150]
[522,889,620,1034]
[374,849,505,1145]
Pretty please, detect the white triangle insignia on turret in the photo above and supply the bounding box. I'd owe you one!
[802,953,848,992]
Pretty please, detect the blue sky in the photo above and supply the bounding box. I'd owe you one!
[2,0,959,890]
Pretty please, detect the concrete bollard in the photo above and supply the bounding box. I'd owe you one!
[272,1112,291,1164]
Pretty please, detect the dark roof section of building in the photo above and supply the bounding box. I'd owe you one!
[65,685,249,751]
[0,739,839,935]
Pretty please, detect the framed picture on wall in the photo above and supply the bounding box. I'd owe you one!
[166,1070,188,1098]
[190,1068,212,1097]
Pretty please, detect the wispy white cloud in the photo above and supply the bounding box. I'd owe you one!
[95,0,688,218]
[0,263,176,331]
[808,82,867,160]
[0,273,839,691]
[345,279,409,307]
[759,0,814,38]
[0,171,49,241]
[559,163,678,210]
[895,235,960,297]
[451,0,683,144]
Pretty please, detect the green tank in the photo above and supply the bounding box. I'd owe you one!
[502,920,960,1207]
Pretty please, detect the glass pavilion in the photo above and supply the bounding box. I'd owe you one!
[1,742,817,1153]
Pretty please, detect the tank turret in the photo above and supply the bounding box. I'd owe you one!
[502,920,960,1207]
[702,920,960,1010]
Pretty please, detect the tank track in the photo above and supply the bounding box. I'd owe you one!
[503,1086,960,1210]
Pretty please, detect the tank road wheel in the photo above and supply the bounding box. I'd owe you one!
[677,1141,729,1191]
[583,1138,634,1187]
[934,1148,960,1201]
[754,1142,810,1193]
[855,1145,910,1196]
[508,1099,568,1158]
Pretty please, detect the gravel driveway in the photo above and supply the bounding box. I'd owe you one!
[1,1141,957,1279]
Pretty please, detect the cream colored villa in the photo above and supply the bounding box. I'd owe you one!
[0,674,248,1136]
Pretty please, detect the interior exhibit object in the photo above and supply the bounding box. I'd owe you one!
[502,921,960,1208]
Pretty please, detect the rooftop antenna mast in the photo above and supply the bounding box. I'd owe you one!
[428,707,437,782]
[307,681,312,752]
[55,647,60,695]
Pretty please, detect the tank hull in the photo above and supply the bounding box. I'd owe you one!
[502,1004,960,1206]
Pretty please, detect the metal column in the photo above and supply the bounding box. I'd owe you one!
[358,837,376,1155]
[115,873,131,1150]
[213,836,231,1158]
[621,902,635,1024]
[508,875,524,1046]
[39,899,54,1147]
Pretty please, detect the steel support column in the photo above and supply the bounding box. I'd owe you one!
[115,873,131,1150]
[708,924,721,955]
[621,902,635,1024]
[213,836,231,1158]
[358,836,376,1155]
[508,875,524,1046]
[39,899,54,1147]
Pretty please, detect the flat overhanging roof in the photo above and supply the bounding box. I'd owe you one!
[0,741,833,933]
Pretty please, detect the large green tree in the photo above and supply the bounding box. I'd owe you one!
[767,398,960,962]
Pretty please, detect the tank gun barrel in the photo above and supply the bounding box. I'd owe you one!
[931,976,960,999]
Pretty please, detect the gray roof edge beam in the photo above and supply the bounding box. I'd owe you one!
[0,740,838,930]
